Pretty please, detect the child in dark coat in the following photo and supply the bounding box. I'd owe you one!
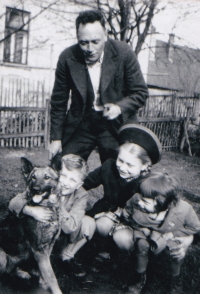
[83,124,194,291]
[84,124,162,233]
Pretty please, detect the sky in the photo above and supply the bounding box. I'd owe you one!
[137,0,200,77]
[153,0,200,49]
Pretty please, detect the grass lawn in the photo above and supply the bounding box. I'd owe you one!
[0,147,200,293]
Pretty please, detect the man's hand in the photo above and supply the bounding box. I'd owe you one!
[103,103,121,120]
[48,140,62,161]
[23,206,55,223]
[169,235,193,261]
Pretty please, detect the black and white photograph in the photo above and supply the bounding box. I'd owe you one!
[0,0,200,293]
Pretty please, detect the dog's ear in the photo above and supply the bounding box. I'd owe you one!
[21,157,34,180]
[50,153,62,172]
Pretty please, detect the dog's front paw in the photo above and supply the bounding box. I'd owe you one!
[39,275,49,290]
[15,268,31,279]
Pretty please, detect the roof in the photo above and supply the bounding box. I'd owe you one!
[147,39,200,95]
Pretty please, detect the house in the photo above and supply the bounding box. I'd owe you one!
[143,33,200,123]
[146,34,200,96]
[0,0,88,104]
[1,1,199,118]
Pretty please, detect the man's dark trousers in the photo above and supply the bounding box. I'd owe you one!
[62,110,119,163]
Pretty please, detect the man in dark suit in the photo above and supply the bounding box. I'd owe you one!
[49,10,148,163]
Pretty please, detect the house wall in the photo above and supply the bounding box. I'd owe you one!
[0,0,149,97]
[0,0,89,93]
[137,33,152,83]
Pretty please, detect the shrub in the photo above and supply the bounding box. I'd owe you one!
[188,125,200,156]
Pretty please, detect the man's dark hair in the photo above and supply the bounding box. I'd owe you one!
[76,10,106,32]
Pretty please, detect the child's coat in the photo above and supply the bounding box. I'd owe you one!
[123,193,200,253]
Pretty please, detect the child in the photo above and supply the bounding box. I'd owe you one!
[9,154,96,277]
[84,124,162,231]
[83,124,194,285]
[113,172,200,294]
[83,124,162,271]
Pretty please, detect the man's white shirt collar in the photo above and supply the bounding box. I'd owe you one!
[86,51,104,67]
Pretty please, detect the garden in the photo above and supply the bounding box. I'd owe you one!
[0,147,200,293]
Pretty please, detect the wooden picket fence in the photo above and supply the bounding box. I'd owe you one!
[137,93,199,150]
[0,76,199,150]
[139,93,198,118]
[0,76,50,148]
[138,117,184,150]
[0,101,50,148]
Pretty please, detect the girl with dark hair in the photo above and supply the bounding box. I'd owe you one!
[113,172,200,294]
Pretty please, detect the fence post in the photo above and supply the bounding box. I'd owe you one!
[193,96,200,125]
[172,91,177,117]
[180,106,192,156]
[44,99,50,150]
[0,76,3,106]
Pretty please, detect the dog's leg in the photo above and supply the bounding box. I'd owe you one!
[15,268,31,279]
[0,247,29,276]
[32,248,62,294]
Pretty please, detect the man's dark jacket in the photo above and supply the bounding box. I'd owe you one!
[50,38,149,143]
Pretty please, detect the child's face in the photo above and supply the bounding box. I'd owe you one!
[116,144,147,180]
[59,166,83,196]
[138,197,157,213]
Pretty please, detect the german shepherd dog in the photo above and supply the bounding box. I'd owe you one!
[20,157,63,293]
[10,157,63,294]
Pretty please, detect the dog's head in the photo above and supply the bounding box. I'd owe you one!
[21,157,60,200]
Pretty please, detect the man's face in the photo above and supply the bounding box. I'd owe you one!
[77,21,107,63]
[116,144,147,180]
[59,166,83,196]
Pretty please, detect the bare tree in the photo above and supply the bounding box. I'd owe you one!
[73,0,169,55]
[98,0,158,55]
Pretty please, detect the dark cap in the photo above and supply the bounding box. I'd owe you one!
[118,124,162,164]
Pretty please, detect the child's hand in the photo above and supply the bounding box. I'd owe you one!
[140,228,151,237]
[156,210,168,221]
[169,235,193,261]
[23,206,54,223]
[60,205,70,220]
[162,232,174,241]
[114,207,123,218]
[122,208,129,219]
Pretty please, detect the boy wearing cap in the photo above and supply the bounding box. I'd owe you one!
[83,124,162,273]
[84,124,162,230]
[83,124,194,290]
[83,124,162,216]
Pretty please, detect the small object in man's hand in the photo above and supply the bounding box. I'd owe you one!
[103,105,110,117]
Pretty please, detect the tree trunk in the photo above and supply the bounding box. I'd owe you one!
[135,0,157,56]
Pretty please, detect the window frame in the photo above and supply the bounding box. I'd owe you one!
[3,6,30,65]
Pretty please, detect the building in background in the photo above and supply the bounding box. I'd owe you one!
[146,33,200,96]
[0,0,88,98]
[1,1,200,108]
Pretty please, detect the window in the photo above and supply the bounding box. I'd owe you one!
[4,7,30,64]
